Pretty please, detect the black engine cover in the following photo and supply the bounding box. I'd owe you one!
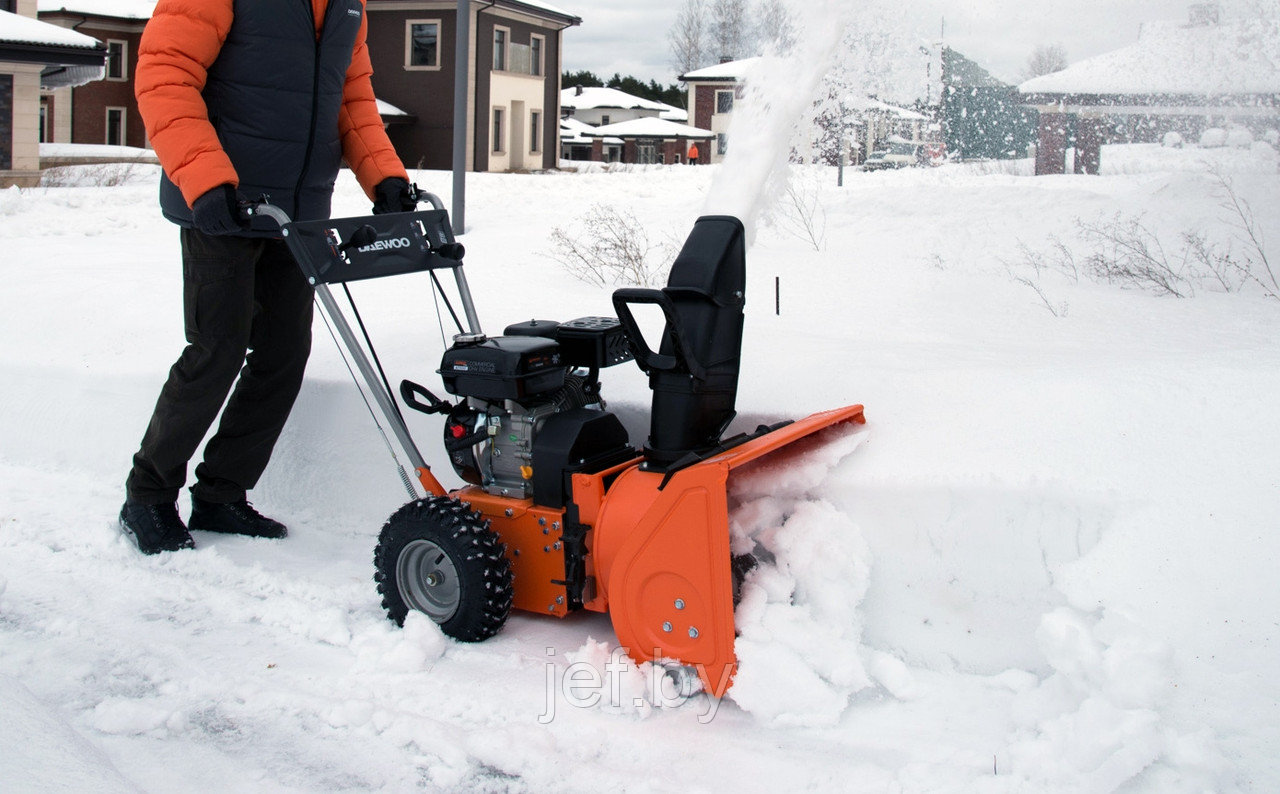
[439,336,564,400]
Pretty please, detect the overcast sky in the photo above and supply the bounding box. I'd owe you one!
[561,0,1207,87]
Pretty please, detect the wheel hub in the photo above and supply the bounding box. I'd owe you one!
[396,539,461,622]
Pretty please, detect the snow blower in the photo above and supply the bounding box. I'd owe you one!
[249,194,864,696]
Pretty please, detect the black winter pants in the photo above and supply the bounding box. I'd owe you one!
[126,229,313,504]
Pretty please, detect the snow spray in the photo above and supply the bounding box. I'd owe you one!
[701,0,854,242]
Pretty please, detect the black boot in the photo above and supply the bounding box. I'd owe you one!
[119,501,196,554]
[189,496,288,539]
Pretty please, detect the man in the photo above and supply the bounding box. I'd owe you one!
[120,0,417,554]
[687,142,700,164]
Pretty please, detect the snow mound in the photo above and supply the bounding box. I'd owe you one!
[0,674,138,793]
[725,425,877,725]
[1003,607,1231,791]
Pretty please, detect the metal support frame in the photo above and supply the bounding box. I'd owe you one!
[250,198,483,497]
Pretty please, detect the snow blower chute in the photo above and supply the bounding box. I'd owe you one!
[251,194,864,696]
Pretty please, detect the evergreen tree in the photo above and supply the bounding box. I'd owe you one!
[562,69,604,88]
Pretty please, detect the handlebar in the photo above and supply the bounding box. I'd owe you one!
[238,184,445,228]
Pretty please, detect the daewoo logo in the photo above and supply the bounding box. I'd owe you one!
[357,237,411,253]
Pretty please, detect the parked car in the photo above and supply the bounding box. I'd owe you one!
[863,138,924,170]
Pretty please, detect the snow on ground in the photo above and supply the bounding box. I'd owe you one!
[1,141,1279,793]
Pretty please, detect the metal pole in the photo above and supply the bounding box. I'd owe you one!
[451,0,469,235]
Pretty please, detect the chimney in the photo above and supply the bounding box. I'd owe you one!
[575,85,583,96]
[719,56,733,64]
[1188,2,1220,26]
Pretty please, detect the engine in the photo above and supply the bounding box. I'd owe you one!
[437,317,635,505]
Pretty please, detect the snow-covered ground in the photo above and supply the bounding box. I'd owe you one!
[2,141,1278,792]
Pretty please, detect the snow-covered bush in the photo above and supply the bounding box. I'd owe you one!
[1226,127,1255,149]
[1161,131,1184,148]
[1199,128,1228,148]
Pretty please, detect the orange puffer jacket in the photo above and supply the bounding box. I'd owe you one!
[136,0,407,218]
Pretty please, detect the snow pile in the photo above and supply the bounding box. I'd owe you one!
[0,675,137,794]
[556,637,674,720]
[1003,608,1230,791]
[725,426,876,725]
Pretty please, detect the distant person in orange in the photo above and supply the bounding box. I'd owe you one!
[687,142,700,164]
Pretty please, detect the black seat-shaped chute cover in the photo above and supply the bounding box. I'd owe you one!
[614,215,746,468]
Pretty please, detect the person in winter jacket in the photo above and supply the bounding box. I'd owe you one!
[120,0,417,554]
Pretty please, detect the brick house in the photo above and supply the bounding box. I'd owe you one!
[680,57,757,164]
[366,0,580,171]
[35,0,581,173]
[37,0,149,149]
[1019,4,1280,175]
[1,0,104,186]
[560,84,707,165]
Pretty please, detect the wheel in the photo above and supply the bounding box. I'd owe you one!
[373,497,513,642]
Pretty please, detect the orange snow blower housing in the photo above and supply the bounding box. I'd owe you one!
[256,197,864,697]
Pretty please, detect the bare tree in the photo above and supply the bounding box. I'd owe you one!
[753,0,794,54]
[669,0,709,76]
[710,0,750,62]
[1021,44,1068,81]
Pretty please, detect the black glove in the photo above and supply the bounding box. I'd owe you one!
[191,184,247,236]
[372,177,417,215]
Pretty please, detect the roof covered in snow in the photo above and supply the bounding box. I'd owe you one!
[843,95,928,121]
[560,116,621,145]
[561,86,668,113]
[1019,18,1280,97]
[0,8,102,48]
[376,99,410,118]
[494,0,579,24]
[680,57,761,82]
[38,0,156,19]
[584,117,713,140]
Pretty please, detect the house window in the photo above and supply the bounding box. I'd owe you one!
[530,110,541,153]
[106,107,126,146]
[493,27,508,71]
[715,90,734,114]
[530,34,544,77]
[405,20,441,69]
[493,108,505,153]
[600,114,610,125]
[106,40,127,81]
[717,133,728,156]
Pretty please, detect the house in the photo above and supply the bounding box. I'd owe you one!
[681,56,931,166]
[582,116,712,165]
[2,0,105,186]
[559,114,620,162]
[365,0,580,172]
[560,85,684,126]
[37,0,148,150]
[34,0,581,173]
[679,57,758,163]
[559,84,704,164]
[1018,3,1280,175]
[843,94,929,163]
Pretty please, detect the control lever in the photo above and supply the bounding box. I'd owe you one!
[339,225,378,255]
